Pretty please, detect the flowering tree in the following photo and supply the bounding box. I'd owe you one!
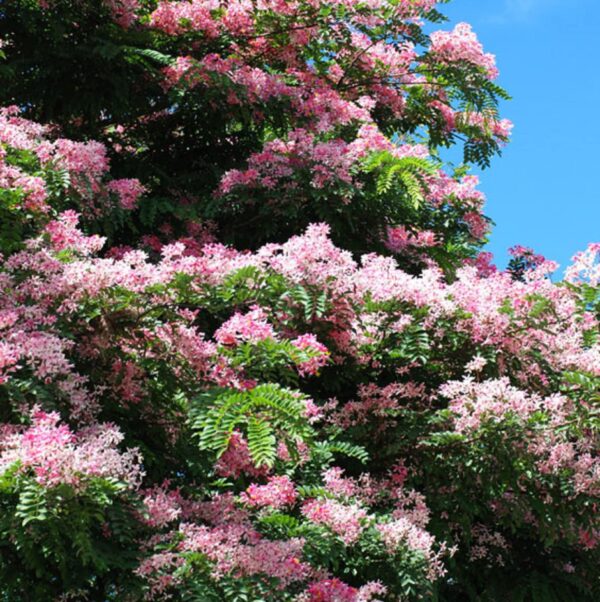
[0,2,598,601]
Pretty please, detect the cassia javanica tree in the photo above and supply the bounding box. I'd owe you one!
[0,1,598,601]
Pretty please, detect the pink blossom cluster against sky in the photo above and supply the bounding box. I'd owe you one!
[439,0,599,273]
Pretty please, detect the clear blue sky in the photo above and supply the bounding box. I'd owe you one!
[438,0,599,271]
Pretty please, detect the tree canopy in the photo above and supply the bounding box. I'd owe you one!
[0,2,598,601]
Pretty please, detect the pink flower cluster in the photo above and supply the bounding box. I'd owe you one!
[150,0,221,37]
[47,139,109,176]
[138,492,313,592]
[44,210,106,255]
[1,202,599,594]
[259,223,356,291]
[565,242,600,286]
[302,498,368,545]
[138,478,399,599]
[0,107,145,217]
[214,305,276,346]
[142,483,184,528]
[219,126,430,196]
[303,577,387,602]
[430,23,499,79]
[0,107,49,213]
[106,178,146,210]
[463,211,489,240]
[0,408,143,489]
[104,0,141,27]
[240,475,297,510]
[386,225,438,252]
[291,334,330,376]
[377,519,445,579]
[214,432,270,479]
[458,111,514,141]
[306,578,358,602]
[329,382,426,430]
[440,377,545,432]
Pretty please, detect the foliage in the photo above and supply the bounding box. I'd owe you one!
[0,1,598,602]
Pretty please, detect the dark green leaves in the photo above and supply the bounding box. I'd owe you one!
[190,384,315,468]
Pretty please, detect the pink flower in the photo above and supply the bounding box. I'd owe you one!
[306,577,387,602]
[214,432,270,479]
[440,377,544,432]
[322,466,359,498]
[0,341,19,383]
[0,408,143,489]
[565,243,600,286]
[465,355,487,373]
[150,0,220,37]
[107,178,146,210]
[240,475,297,510]
[302,498,367,545]
[307,578,358,602]
[430,23,499,79]
[579,528,600,550]
[52,139,109,176]
[466,251,497,277]
[463,211,489,240]
[178,522,310,584]
[44,211,106,255]
[292,334,330,376]
[386,225,438,252]
[142,483,184,528]
[214,306,276,346]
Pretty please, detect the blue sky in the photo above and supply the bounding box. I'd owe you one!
[438,0,599,271]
